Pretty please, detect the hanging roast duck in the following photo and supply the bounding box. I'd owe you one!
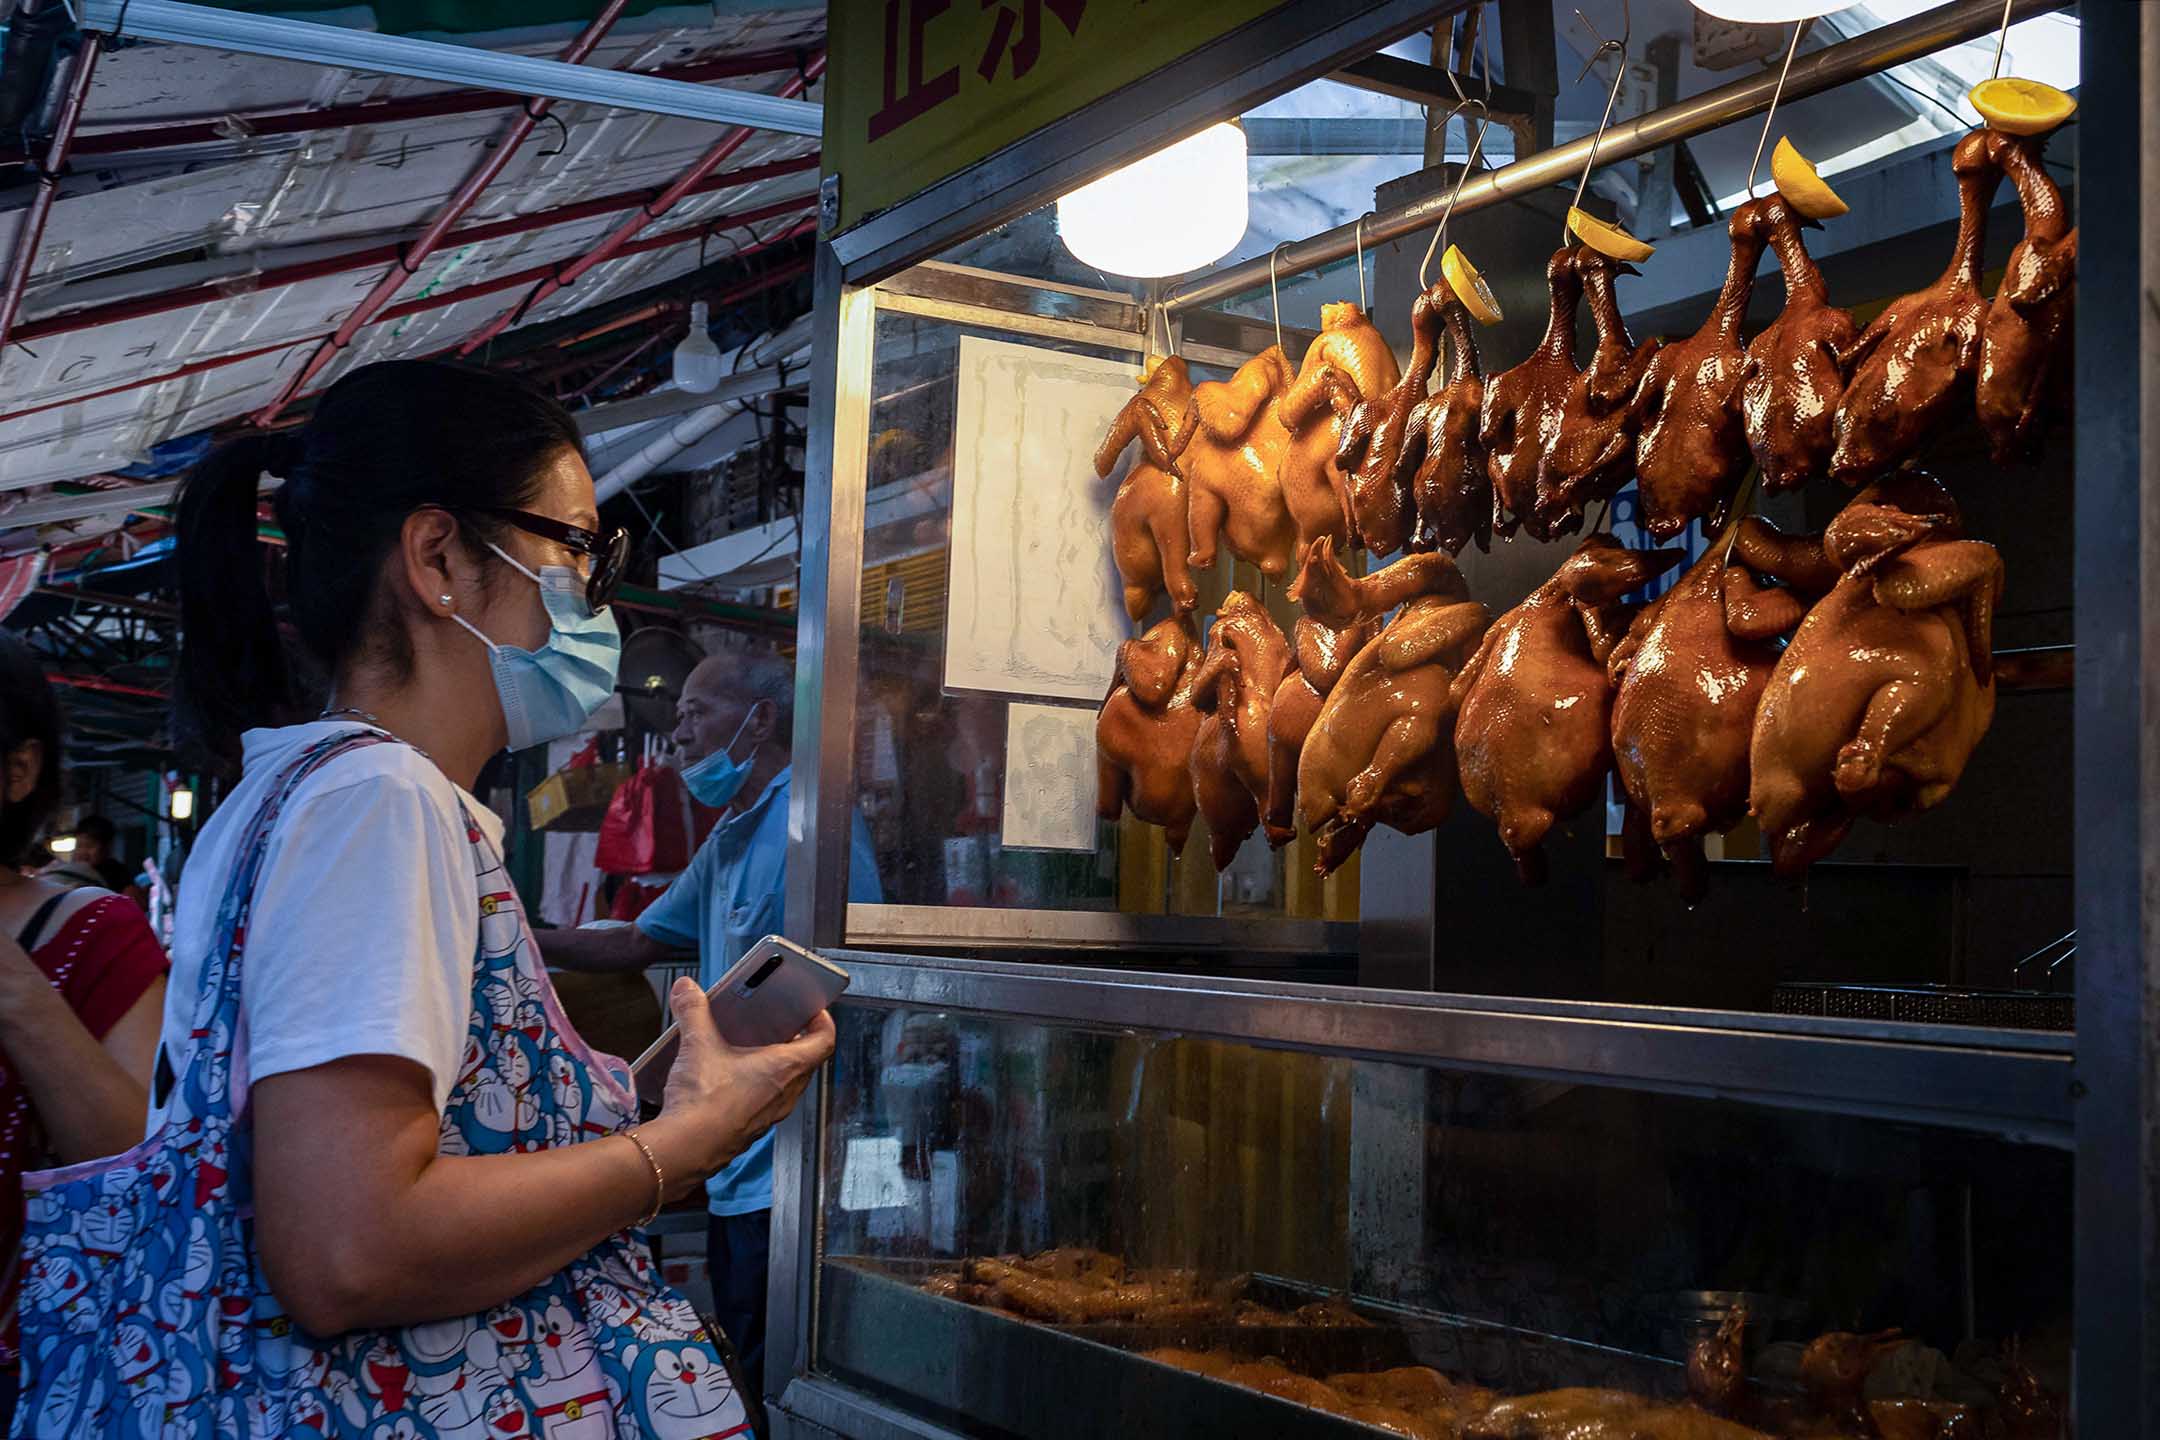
[1189,591,1294,870]
[1628,199,1771,539]
[1741,193,1858,491]
[1608,518,1838,900]
[1830,130,2001,484]
[1537,248,1659,536]
[1335,286,1445,557]
[1264,539,1386,848]
[1096,615,1205,855]
[1404,276,1494,555]
[1454,534,1684,884]
[1180,346,1301,582]
[1279,302,1401,586]
[1976,125,2076,462]
[1481,248,1585,541]
[1095,356,1200,621]
[1749,472,2003,875]
[1295,542,1487,875]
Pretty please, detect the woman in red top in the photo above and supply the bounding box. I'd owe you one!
[0,632,167,1422]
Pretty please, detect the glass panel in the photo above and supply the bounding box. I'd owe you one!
[814,1002,2070,1439]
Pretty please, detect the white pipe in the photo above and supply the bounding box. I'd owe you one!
[593,349,806,502]
[78,0,823,136]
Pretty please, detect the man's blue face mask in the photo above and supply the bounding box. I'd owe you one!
[680,702,763,808]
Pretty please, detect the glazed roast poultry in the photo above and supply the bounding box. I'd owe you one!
[1297,543,1488,875]
[1467,1388,1771,1439]
[1403,275,1494,554]
[1264,539,1387,847]
[1630,199,1771,539]
[1609,518,1838,900]
[1280,303,1402,584]
[1976,126,2076,462]
[1336,283,1446,557]
[1454,535,1684,883]
[1096,615,1205,855]
[1830,131,1999,485]
[1190,591,1295,870]
[1741,193,1859,492]
[1537,248,1658,537]
[1749,473,2003,875]
[1095,355,1200,621]
[1180,346,1301,581]
[1481,248,1585,541]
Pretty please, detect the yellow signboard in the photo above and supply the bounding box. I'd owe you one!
[825,0,1286,233]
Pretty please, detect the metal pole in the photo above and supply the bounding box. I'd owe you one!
[252,0,636,423]
[455,53,827,357]
[1163,0,2065,313]
[0,35,100,355]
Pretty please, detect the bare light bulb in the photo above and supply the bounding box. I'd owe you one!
[170,788,194,821]
[1687,0,1858,21]
[1057,122,1249,278]
[674,300,724,394]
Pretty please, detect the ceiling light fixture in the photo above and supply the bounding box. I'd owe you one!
[673,302,724,395]
[1057,123,1249,278]
[1686,0,1857,22]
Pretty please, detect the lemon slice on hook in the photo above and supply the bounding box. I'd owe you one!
[1566,206,1656,263]
[1770,137,1849,220]
[1968,77,2076,136]
[1440,245,1503,326]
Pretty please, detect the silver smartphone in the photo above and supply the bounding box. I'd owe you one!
[629,936,850,1107]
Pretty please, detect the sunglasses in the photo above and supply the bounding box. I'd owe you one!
[471,507,629,611]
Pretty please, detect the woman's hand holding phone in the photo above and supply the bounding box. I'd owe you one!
[638,977,836,1197]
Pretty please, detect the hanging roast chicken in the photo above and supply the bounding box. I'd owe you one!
[1829,130,2001,484]
[1295,542,1487,875]
[1335,286,1445,557]
[1537,248,1658,536]
[1264,539,1386,848]
[1608,518,1838,900]
[1481,248,1585,541]
[1189,591,1294,870]
[1096,615,1205,855]
[1628,200,1771,539]
[1403,275,1493,555]
[1976,125,2076,462]
[1749,472,2003,875]
[1095,356,1200,621]
[1180,346,1300,582]
[1740,193,1858,492]
[1280,303,1400,586]
[1453,535,1684,884]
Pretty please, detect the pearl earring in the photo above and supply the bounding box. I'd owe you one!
[439,594,454,608]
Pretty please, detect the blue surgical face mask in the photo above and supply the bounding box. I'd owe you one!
[453,544,622,751]
[679,704,761,808]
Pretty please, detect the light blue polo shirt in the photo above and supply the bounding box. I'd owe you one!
[635,764,883,1216]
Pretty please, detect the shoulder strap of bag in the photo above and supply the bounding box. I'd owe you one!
[13,891,71,954]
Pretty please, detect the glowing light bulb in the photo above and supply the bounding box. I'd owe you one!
[1057,123,1248,278]
[1687,0,1859,21]
[170,788,194,821]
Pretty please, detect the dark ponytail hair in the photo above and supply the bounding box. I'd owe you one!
[0,629,63,866]
[176,360,583,768]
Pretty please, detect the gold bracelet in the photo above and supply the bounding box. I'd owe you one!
[623,1127,665,1228]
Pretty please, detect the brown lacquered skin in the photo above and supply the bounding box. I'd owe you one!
[1096,356,1201,620]
[1482,248,1584,540]
[1798,1331,1905,1433]
[1977,127,2076,462]
[1189,591,1294,870]
[1466,1388,1772,1439]
[1279,302,1401,589]
[1454,535,1685,883]
[1609,518,1836,901]
[1404,279,1493,555]
[1095,615,1204,854]
[1337,287,1444,557]
[1749,473,2002,875]
[1298,543,1488,875]
[1742,194,1858,492]
[1263,541,1389,847]
[1630,201,1771,539]
[1830,131,2000,484]
[1180,346,1300,580]
[1538,249,1658,535]
[1686,1307,1752,1420]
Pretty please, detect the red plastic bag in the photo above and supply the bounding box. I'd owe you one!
[595,751,693,876]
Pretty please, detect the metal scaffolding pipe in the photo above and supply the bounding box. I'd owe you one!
[593,341,811,503]
[457,52,826,357]
[1163,0,2067,313]
[0,35,101,354]
[252,0,634,424]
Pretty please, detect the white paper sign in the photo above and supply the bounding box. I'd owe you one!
[944,335,1134,700]
[1001,701,1099,851]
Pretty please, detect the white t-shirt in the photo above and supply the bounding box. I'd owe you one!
[147,721,499,1131]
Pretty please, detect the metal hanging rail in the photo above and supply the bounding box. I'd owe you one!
[1162,0,2067,313]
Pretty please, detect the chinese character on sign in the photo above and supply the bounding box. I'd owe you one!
[869,0,962,142]
[977,0,1085,83]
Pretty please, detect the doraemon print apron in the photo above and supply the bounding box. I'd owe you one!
[13,732,752,1440]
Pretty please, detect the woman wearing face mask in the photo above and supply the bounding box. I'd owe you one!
[13,361,832,1434]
